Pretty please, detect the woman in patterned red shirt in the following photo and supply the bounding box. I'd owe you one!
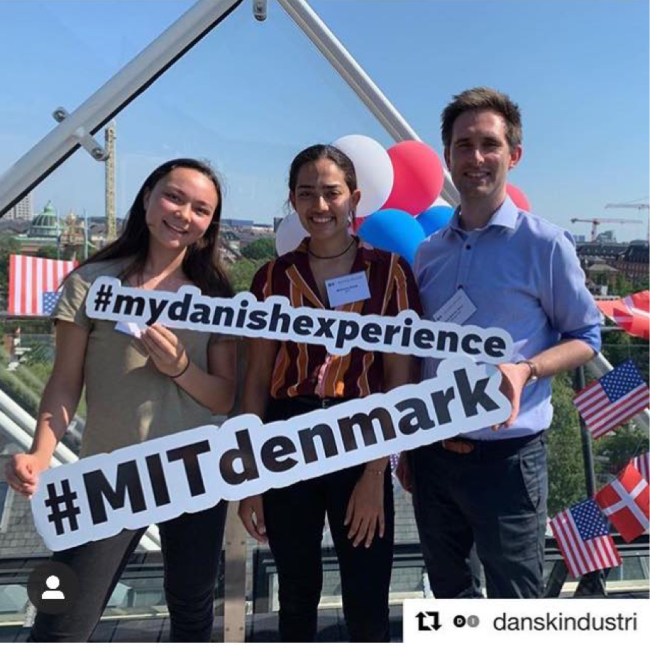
[238,145,421,642]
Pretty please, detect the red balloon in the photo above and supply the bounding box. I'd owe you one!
[382,141,444,215]
[506,183,531,212]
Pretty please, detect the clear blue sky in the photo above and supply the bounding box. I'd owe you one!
[0,0,648,242]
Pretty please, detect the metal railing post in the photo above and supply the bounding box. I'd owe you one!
[573,364,607,596]
[223,502,248,642]
[573,365,597,498]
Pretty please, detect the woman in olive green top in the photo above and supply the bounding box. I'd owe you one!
[5,158,237,642]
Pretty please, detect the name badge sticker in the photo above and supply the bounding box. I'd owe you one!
[325,271,371,308]
[432,288,476,325]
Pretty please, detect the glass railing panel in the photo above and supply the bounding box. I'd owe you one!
[1,317,58,561]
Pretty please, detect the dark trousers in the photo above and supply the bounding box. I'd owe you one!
[410,434,548,599]
[29,501,228,642]
[263,398,394,642]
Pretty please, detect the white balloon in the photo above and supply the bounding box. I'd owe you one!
[431,195,452,208]
[332,134,394,217]
[275,211,308,256]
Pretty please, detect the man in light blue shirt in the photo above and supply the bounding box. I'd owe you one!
[400,87,601,598]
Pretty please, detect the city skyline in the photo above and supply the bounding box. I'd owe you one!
[0,1,648,242]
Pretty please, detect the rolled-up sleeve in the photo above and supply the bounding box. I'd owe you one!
[540,231,601,353]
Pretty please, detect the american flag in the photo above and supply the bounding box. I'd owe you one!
[632,451,650,483]
[8,254,76,316]
[550,498,621,578]
[595,464,649,542]
[573,360,649,439]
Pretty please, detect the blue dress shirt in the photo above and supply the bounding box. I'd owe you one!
[414,196,601,440]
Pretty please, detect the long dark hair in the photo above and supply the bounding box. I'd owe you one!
[76,158,233,297]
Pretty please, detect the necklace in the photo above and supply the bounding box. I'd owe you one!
[308,238,356,260]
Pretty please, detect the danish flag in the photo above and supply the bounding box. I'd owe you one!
[595,464,649,542]
[596,290,649,340]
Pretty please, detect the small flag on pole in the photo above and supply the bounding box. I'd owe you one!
[595,464,649,542]
[550,498,621,578]
[597,290,649,340]
[8,254,76,316]
[573,360,649,439]
[632,451,649,484]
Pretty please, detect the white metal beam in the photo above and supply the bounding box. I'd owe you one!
[0,0,243,217]
[277,0,459,206]
[0,391,161,550]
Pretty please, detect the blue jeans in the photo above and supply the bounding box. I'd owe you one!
[29,501,227,642]
[410,434,548,598]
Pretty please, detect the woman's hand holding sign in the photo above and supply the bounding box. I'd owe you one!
[238,495,268,543]
[345,461,387,548]
[141,323,189,378]
[141,323,236,414]
[5,453,49,497]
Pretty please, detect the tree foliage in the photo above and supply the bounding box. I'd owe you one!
[229,258,261,294]
[241,238,275,260]
[34,245,62,260]
[594,423,649,486]
[228,237,276,293]
[547,372,588,517]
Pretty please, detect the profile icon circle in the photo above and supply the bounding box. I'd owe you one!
[27,561,80,614]
[42,575,65,600]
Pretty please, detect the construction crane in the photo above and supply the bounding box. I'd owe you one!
[605,203,650,243]
[570,217,642,242]
[105,121,117,242]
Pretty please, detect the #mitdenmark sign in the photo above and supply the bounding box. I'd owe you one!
[31,280,514,551]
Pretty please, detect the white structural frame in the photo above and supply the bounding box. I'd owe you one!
[0,0,244,216]
[0,388,162,551]
[0,0,462,636]
[0,0,647,639]
[276,0,459,204]
[0,0,460,216]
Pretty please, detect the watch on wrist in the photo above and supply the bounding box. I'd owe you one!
[517,360,538,385]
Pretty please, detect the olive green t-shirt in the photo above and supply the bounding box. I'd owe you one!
[53,259,227,458]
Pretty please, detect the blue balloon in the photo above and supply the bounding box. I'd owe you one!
[358,209,426,265]
[416,205,454,236]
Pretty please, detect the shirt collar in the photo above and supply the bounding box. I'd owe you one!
[448,195,520,234]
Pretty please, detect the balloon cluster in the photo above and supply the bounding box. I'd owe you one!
[337,136,447,264]
[275,135,531,264]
